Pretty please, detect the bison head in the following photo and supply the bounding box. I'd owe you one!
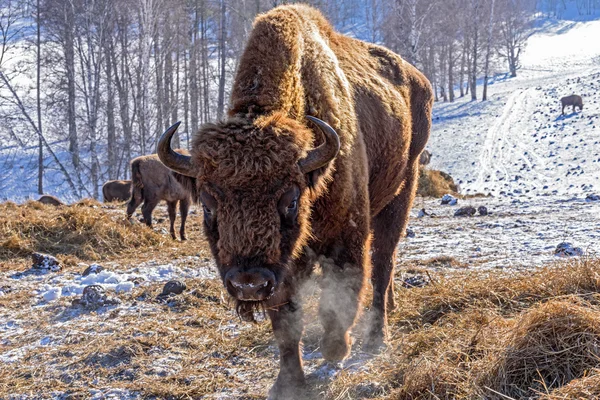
[158,114,339,307]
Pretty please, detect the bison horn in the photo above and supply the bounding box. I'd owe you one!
[157,121,198,177]
[298,116,340,174]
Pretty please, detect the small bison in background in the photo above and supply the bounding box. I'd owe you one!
[102,180,132,202]
[560,94,583,115]
[126,154,191,240]
[419,150,432,165]
[37,195,64,206]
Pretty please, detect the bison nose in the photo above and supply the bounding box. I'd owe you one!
[225,269,276,301]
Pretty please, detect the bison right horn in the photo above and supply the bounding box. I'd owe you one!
[157,122,199,177]
[298,116,341,174]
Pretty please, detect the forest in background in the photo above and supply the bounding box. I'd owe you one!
[1,0,599,199]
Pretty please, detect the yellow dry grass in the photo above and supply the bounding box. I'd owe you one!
[539,370,600,399]
[417,168,459,198]
[1,201,599,399]
[0,199,208,266]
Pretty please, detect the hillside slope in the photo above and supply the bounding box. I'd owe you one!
[428,18,600,198]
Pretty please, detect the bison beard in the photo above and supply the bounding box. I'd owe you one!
[158,5,432,399]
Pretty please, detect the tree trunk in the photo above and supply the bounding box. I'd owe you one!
[217,0,227,120]
[459,41,466,97]
[482,0,496,101]
[36,0,43,194]
[190,4,199,135]
[470,28,478,101]
[201,1,210,122]
[64,2,79,168]
[105,39,117,179]
[113,16,132,178]
[154,31,164,139]
[448,42,455,102]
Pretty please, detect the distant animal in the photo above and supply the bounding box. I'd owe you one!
[37,195,64,206]
[157,5,432,399]
[560,94,583,115]
[419,149,432,165]
[102,180,132,202]
[126,154,191,240]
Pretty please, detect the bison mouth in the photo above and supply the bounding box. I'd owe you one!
[224,267,277,302]
[235,300,267,322]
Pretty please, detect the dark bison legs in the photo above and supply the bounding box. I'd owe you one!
[179,198,190,241]
[167,201,178,240]
[318,231,368,362]
[365,162,420,351]
[126,188,143,220]
[267,301,306,399]
[141,196,160,227]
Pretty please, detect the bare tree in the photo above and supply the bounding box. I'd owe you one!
[497,0,533,77]
[482,0,496,101]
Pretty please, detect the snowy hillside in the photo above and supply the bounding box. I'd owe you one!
[2,11,600,202]
[428,18,600,198]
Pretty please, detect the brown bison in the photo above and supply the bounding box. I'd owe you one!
[37,195,64,206]
[126,154,191,240]
[158,5,432,398]
[102,180,132,202]
[419,149,432,165]
[561,94,583,115]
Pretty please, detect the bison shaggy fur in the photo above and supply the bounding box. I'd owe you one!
[158,5,433,398]
[102,180,132,203]
[37,195,64,206]
[126,154,191,241]
[561,94,583,115]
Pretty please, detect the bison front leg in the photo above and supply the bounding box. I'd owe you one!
[179,197,190,241]
[365,163,420,352]
[267,301,307,400]
[318,239,368,361]
[166,201,177,240]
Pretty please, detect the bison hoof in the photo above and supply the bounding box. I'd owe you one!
[362,331,386,354]
[268,376,307,400]
[321,331,351,361]
[387,297,397,312]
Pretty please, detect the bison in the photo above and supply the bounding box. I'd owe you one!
[158,5,432,398]
[102,180,132,202]
[561,94,583,115]
[37,195,64,206]
[126,154,191,240]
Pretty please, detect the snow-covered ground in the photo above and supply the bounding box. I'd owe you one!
[403,196,599,270]
[429,18,600,199]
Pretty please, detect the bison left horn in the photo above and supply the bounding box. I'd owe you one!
[157,122,198,177]
[299,116,341,174]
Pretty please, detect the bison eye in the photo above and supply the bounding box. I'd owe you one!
[278,186,300,222]
[287,199,298,212]
[199,190,217,220]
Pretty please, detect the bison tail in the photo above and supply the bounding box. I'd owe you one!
[131,161,144,190]
[129,161,144,204]
[171,172,199,203]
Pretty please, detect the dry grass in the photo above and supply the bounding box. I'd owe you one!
[417,168,458,198]
[539,370,600,399]
[326,258,600,400]
[0,200,208,265]
[484,300,600,398]
[1,200,600,399]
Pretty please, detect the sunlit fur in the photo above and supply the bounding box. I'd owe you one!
[176,4,433,396]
